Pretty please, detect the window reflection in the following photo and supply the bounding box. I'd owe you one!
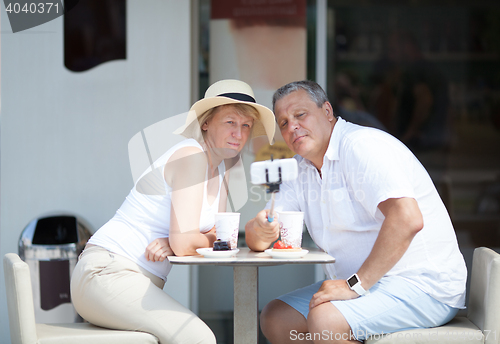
[64,0,126,72]
[328,4,500,249]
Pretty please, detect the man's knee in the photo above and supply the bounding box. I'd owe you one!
[261,299,307,340]
[307,303,352,339]
[260,300,286,333]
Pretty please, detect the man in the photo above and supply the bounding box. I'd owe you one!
[245,80,466,343]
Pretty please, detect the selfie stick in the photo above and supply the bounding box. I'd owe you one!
[265,157,282,222]
[250,156,298,223]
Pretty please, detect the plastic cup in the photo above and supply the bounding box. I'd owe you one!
[277,211,304,248]
[215,213,240,249]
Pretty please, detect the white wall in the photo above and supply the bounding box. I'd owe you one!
[0,1,193,342]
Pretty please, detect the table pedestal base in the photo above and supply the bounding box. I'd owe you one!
[234,266,258,344]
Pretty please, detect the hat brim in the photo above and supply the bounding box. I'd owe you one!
[173,96,276,145]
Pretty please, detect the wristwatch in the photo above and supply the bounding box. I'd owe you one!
[346,273,367,296]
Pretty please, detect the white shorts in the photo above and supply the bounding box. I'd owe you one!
[277,276,458,341]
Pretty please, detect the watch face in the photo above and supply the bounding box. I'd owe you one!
[347,275,358,288]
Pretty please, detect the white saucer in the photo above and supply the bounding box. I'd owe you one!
[264,249,309,259]
[196,248,239,258]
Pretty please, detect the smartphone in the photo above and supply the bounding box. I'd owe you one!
[250,158,298,185]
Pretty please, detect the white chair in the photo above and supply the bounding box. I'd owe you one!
[4,253,158,344]
[365,247,500,344]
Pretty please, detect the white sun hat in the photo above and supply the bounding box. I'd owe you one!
[174,79,275,144]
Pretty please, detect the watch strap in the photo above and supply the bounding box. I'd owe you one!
[347,273,367,296]
[351,281,367,296]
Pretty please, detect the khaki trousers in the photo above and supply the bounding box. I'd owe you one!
[70,245,216,344]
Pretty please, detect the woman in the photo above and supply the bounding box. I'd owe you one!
[70,80,275,344]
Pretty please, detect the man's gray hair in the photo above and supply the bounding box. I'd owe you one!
[272,80,331,112]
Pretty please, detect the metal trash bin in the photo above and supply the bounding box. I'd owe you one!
[19,214,92,323]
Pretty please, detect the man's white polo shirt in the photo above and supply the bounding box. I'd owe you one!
[268,117,466,308]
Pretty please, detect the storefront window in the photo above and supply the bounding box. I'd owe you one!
[327,2,500,250]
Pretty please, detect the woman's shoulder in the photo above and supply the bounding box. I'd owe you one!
[152,138,203,165]
[164,140,207,186]
[168,140,206,165]
[155,139,205,166]
[170,138,203,154]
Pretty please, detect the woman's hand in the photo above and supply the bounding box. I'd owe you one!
[203,226,217,246]
[145,237,174,262]
[207,225,216,235]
